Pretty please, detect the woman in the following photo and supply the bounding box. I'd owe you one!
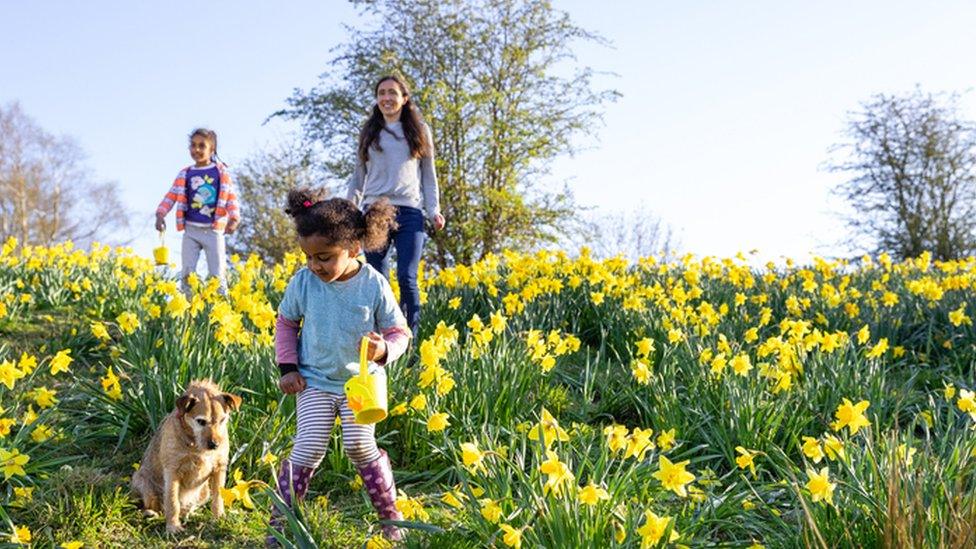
[347,75,445,339]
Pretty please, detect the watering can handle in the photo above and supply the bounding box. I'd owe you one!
[359,336,370,378]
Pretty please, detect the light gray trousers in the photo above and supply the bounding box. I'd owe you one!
[180,223,227,295]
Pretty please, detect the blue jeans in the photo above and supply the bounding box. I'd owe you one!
[365,206,425,337]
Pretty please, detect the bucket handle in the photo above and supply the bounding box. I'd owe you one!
[359,335,370,379]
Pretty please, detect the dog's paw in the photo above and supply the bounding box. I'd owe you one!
[166,522,184,535]
[142,509,159,518]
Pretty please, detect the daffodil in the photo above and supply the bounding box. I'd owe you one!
[956,389,976,421]
[395,490,429,521]
[865,338,889,359]
[657,429,676,451]
[440,490,463,509]
[17,353,36,375]
[631,359,652,385]
[436,374,456,396]
[116,311,140,334]
[21,406,37,426]
[735,446,758,475]
[101,367,123,401]
[896,443,917,466]
[0,360,24,390]
[479,498,502,523]
[635,337,655,358]
[731,353,753,376]
[527,408,570,448]
[9,525,31,544]
[13,486,33,505]
[427,412,450,432]
[490,311,507,334]
[221,468,257,509]
[32,386,58,408]
[30,424,53,443]
[831,398,871,434]
[499,524,523,548]
[577,482,610,506]
[418,342,441,370]
[539,450,574,496]
[390,402,408,416]
[0,447,30,479]
[802,436,825,463]
[461,442,486,474]
[856,325,870,345]
[949,304,971,327]
[539,354,556,373]
[409,394,427,411]
[805,467,835,504]
[623,427,655,461]
[709,353,728,376]
[636,510,679,547]
[90,321,111,341]
[652,455,695,497]
[365,535,392,549]
[166,293,190,317]
[467,314,484,332]
[49,348,73,375]
[823,434,846,461]
[604,424,629,454]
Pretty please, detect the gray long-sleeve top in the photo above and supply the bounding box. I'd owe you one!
[346,121,441,218]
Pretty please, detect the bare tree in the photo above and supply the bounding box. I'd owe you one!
[0,102,130,247]
[227,137,318,264]
[581,203,678,262]
[828,88,976,260]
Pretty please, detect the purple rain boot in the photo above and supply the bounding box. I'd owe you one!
[267,459,315,548]
[357,449,405,541]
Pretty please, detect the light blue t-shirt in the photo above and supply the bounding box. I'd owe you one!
[278,261,407,395]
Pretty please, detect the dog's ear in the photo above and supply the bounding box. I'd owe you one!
[220,393,242,412]
[176,394,198,414]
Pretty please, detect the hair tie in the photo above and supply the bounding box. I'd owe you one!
[303,200,312,208]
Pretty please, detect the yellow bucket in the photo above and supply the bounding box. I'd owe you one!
[344,336,388,424]
[153,231,168,266]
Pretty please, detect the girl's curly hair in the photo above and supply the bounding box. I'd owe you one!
[285,187,397,251]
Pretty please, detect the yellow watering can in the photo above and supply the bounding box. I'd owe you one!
[153,231,169,266]
[344,336,388,424]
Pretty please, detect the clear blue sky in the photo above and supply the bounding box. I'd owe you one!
[3,1,975,264]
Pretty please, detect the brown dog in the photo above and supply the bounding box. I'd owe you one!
[131,379,242,533]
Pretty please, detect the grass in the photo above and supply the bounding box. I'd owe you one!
[1,243,976,547]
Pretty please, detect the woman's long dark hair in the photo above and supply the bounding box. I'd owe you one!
[356,75,430,166]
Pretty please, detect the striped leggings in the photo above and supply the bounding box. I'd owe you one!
[289,387,381,468]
